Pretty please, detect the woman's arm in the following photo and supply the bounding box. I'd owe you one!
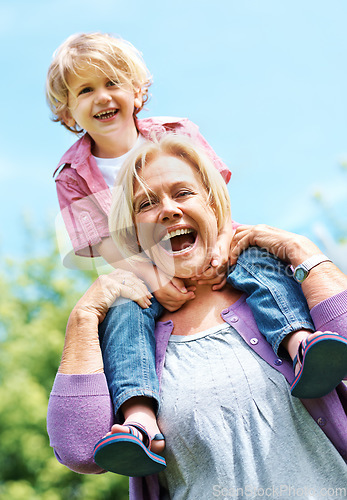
[47,270,151,473]
[310,290,347,336]
[229,224,347,310]
[59,270,151,374]
[47,373,113,474]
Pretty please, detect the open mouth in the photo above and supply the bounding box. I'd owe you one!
[94,109,119,120]
[159,228,197,254]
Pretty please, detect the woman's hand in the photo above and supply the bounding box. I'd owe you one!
[229,224,321,268]
[58,270,152,375]
[75,269,153,324]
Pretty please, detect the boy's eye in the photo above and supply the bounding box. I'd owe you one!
[107,80,120,88]
[79,87,93,96]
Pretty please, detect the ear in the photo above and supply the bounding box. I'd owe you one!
[61,109,76,128]
[134,88,143,109]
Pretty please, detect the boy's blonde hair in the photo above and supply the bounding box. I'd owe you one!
[46,32,152,134]
[109,134,231,262]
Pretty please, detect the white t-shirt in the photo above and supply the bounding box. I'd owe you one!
[93,135,147,190]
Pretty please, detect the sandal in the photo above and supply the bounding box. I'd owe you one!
[93,421,166,477]
[290,332,347,398]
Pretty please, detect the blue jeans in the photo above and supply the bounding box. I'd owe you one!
[98,296,164,418]
[228,246,315,354]
[99,246,315,417]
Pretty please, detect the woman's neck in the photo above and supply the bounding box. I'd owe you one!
[160,283,243,336]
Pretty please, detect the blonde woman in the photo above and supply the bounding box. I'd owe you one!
[48,136,347,498]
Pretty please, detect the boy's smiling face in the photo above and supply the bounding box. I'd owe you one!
[63,64,142,157]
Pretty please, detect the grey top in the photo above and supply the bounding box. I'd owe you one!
[158,324,346,499]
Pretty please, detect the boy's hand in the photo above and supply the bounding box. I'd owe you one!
[142,266,195,311]
[195,224,233,290]
[195,260,228,290]
[153,276,196,312]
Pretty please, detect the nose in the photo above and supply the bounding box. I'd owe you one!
[94,88,112,105]
[160,197,183,222]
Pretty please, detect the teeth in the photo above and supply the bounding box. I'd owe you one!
[161,228,193,242]
[95,110,117,119]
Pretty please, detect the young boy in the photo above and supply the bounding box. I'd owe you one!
[46,32,347,477]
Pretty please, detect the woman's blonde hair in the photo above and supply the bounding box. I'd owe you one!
[109,134,231,263]
[46,32,152,134]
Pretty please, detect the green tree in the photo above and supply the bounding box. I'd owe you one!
[0,234,128,500]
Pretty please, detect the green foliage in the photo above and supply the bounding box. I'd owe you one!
[0,237,129,499]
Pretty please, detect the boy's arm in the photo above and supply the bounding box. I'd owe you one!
[194,214,234,290]
[96,237,195,312]
[56,172,110,259]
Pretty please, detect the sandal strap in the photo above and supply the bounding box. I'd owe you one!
[124,422,165,450]
[124,422,150,448]
[292,332,341,371]
[292,354,299,371]
[293,340,305,370]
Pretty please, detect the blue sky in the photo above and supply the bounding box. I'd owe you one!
[1,0,347,268]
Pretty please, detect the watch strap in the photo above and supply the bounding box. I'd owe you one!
[293,254,332,283]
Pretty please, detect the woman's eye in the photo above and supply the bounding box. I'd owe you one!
[79,87,93,96]
[138,199,153,211]
[177,190,193,198]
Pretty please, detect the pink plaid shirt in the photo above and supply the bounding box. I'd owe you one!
[54,116,231,259]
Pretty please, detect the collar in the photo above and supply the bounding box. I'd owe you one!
[53,134,93,177]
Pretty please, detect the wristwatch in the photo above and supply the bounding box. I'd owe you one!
[293,254,332,283]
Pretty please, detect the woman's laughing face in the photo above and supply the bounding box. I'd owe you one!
[133,154,218,279]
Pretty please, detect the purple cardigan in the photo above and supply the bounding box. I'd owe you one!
[47,290,347,499]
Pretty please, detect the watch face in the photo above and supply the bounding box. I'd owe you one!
[295,268,307,282]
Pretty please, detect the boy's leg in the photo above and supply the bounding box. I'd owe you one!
[227,246,314,355]
[227,246,347,398]
[95,298,166,476]
[98,297,164,420]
